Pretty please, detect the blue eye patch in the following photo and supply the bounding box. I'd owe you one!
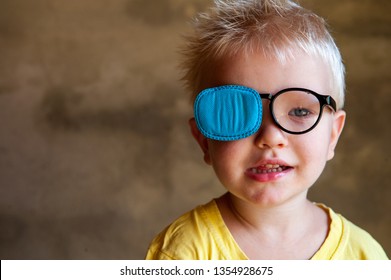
[194,85,263,141]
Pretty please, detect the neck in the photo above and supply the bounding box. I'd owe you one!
[216,192,329,259]
[220,192,315,236]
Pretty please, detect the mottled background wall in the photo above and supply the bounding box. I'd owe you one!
[0,0,389,259]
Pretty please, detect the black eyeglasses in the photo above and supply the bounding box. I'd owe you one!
[259,87,337,135]
[194,85,337,141]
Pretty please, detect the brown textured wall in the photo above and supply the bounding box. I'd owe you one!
[0,0,389,259]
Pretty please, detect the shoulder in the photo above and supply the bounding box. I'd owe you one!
[145,199,226,260]
[315,204,388,260]
[337,214,388,259]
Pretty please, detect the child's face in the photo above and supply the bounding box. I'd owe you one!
[190,50,346,207]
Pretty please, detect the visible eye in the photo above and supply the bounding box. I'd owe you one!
[288,107,312,117]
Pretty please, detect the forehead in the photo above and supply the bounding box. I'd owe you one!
[200,50,334,97]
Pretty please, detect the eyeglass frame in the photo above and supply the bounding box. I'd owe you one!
[258,87,337,135]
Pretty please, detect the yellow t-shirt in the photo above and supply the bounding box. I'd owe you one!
[145,200,388,260]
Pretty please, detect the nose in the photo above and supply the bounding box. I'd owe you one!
[254,104,288,149]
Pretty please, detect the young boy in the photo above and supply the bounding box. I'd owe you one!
[145,0,388,259]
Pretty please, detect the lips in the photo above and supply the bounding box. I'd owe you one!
[246,159,293,182]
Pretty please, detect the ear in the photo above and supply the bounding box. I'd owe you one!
[327,110,346,160]
[189,118,211,165]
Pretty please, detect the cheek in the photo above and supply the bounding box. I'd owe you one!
[208,140,246,163]
[208,140,248,178]
[293,130,331,174]
[287,140,328,192]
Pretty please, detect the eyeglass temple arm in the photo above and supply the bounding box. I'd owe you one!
[325,95,337,111]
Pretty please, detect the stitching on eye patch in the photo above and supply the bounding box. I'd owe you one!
[194,85,263,141]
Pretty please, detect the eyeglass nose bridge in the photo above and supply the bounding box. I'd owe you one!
[258,93,275,114]
[259,92,276,110]
[259,93,274,101]
[257,92,285,132]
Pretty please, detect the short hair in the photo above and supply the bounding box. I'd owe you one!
[180,0,345,109]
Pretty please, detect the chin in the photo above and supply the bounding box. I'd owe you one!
[242,188,288,207]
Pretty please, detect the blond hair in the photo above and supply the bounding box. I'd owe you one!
[180,0,345,108]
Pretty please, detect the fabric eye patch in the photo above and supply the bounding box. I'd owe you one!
[194,85,263,141]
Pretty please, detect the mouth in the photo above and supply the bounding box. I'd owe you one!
[248,164,292,174]
[245,159,293,182]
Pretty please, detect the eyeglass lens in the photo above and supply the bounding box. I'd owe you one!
[271,90,321,133]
